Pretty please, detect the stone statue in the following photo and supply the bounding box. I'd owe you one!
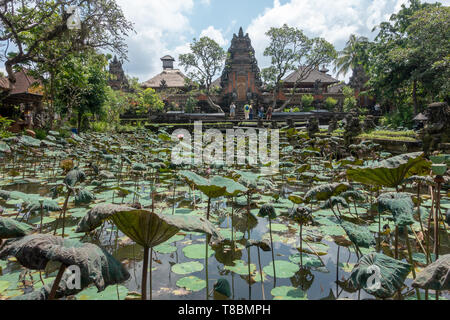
[314,79,322,95]
[343,113,362,146]
[307,117,320,137]
[362,115,376,132]
[328,116,338,134]
[420,102,450,155]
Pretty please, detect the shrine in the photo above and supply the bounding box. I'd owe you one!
[218,27,263,109]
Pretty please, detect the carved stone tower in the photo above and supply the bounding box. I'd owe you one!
[220,27,262,108]
[108,56,130,91]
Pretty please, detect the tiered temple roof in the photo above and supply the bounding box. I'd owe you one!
[142,55,188,90]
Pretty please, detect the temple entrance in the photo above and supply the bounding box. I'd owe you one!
[237,76,247,101]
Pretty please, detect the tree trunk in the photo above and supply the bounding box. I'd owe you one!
[206,96,224,113]
[413,80,419,115]
[77,112,82,133]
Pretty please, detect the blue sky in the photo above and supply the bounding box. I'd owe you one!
[102,0,449,82]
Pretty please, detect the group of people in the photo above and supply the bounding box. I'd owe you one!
[229,102,273,120]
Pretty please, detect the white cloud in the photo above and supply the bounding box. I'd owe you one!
[246,0,449,82]
[116,0,195,82]
[199,26,228,47]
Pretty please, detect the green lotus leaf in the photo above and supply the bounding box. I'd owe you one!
[224,260,256,275]
[182,244,214,260]
[171,261,204,275]
[26,199,61,212]
[271,286,308,300]
[347,152,430,188]
[263,260,299,278]
[340,221,376,248]
[0,217,33,239]
[304,183,351,203]
[19,135,41,148]
[320,196,348,209]
[349,253,411,298]
[176,276,206,292]
[76,204,223,243]
[0,234,130,299]
[258,204,276,220]
[412,254,449,291]
[64,169,86,187]
[289,253,322,268]
[0,142,11,154]
[75,284,128,300]
[74,189,96,205]
[153,243,177,254]
[377,193,415,226]
[132,163,147,171]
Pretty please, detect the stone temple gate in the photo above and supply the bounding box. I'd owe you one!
[218,27,262,109]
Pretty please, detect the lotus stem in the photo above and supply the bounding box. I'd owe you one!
[404,226,420,300]
[49,264,67,300]
[142,246,149,300]
[269,219,276,286]
[394,226,399,260]
[206,235,210,300]
[257,247,265,300]
[299,224,303,268]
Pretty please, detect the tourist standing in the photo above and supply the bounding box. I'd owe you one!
[266,106,273,121]
[249,104,254,120]
[244,103,250,120]
[230,102,236,119]
[259,105,265,119]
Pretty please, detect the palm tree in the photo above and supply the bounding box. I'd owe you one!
[334,35,369,78]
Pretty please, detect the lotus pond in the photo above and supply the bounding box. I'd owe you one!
[0,128,449,300]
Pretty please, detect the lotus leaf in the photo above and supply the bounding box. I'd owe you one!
[0,234,130,299]
[304,183,351,203]
[349,252,411,298]
[377,193,415,226]
[347,152,430,188]
[74,189,96,205]
[176,276,206,292]
[340,221,376,248]
[271,286,308,300]
[171,261,204,275]
[0,217,33,239]
[412,254,449,291]
[263,260,299,278]
[64,169,86,187]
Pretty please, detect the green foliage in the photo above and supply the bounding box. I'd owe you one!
[0,116,13,138]
[54,51,109,132]
[34,129,47,140]
[301,94,314,110]
[262,24,336,108]
[179,37,226,93]
[185,95,198,113]
[382,104,415,129]
[342,86,358,112]
[324,97,338,111]
[334,34,370,78]
[137,88,164,115]
[366,1,447,115]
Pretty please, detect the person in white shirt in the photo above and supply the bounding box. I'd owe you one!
[230,102,236,119]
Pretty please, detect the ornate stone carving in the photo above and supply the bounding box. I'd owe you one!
[420,102,450,154]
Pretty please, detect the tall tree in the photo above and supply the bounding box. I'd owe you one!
[54,50,108,132]
[367,0,443,114]
[261,24,336,111]
[0,0,133,90]
[334,34,369,78]
[179,37,226,113]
